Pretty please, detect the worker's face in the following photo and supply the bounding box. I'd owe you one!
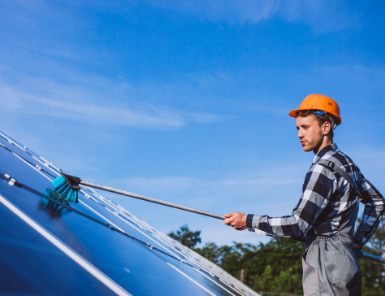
[296,115,324,153]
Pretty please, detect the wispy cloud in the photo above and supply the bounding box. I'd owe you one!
[115,176,301,199]
[110,174,302,208]
[277,0,359,31]
[0,73,222,130]
[144,0,281,23]
[11,0,357,32]
[135,0,357,31]
[322,64,385,89]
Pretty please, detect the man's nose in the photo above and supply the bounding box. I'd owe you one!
[297,129,303,138]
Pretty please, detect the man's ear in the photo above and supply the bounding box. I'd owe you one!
[323,121,332,135]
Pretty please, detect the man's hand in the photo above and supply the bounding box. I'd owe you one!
[224,212,247,230]
[353,243,361,259]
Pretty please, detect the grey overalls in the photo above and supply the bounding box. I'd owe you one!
[302,160,362,296]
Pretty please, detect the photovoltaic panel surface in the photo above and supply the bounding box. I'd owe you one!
[0,131,259,296]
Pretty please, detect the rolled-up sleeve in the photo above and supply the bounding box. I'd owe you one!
[353,177,385,249]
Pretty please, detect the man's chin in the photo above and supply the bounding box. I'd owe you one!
[302,146,313,152]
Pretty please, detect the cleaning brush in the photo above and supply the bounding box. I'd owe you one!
[51,171,225,220]
[50,172,81,203]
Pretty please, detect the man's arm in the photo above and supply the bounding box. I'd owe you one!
[353,176,385,249]
[225,164,336,237]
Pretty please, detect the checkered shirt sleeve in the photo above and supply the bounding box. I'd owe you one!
[353,176,385,248]
[246,163,336,239]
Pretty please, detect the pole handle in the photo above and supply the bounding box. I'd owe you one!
[80,181,225,220]
[355,250,385,264]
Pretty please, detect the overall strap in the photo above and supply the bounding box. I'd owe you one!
[316,160,364,200]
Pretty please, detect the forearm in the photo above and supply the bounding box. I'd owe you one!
[246,214,304,237]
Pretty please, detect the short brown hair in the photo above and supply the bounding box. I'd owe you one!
[297,110,337,137]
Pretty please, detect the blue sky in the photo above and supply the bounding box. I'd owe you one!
[1,0,384,247]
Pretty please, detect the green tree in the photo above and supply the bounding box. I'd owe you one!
[195,238,305,294]
[366,217,385,255]
[168,224,201,249]
[247,238,304,294]
[356,217,385,296]
[194,242,225,264]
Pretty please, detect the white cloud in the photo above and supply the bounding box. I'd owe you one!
[18,0,357,32]
[219,178,300,186]
[0,73,222,130]
[148,0,281,23]
[134,0,357,31]
[322,64,385,89]
[278,0,358,31]
[111,174,302,206]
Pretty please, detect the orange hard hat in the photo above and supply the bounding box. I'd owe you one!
[289,94,341,125]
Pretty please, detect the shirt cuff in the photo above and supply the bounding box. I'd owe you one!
[246,214,254,229]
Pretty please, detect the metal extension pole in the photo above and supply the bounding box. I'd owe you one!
[356,251,385,264]
[80,181,225,220]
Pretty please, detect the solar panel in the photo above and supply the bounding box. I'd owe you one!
[0,131,260,296]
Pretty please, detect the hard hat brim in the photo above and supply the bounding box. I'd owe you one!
[288,109,300,118]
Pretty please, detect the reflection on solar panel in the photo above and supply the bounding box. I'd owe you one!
[0,131,260,296]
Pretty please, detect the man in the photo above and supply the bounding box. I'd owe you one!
[224,94,385,295]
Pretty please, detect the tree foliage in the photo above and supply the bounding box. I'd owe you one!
[195,238,305,294]
[168,224,201,249]
[357,217,385,296]
[169,222,385,295]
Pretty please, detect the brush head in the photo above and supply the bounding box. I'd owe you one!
[51,173,80,203]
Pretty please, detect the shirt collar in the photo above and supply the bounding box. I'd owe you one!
[313,143,338,164]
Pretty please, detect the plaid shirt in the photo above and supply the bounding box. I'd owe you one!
[246,143,385,249]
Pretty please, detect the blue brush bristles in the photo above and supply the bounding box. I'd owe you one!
[51,175,78,203]
[44,189,64,201]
